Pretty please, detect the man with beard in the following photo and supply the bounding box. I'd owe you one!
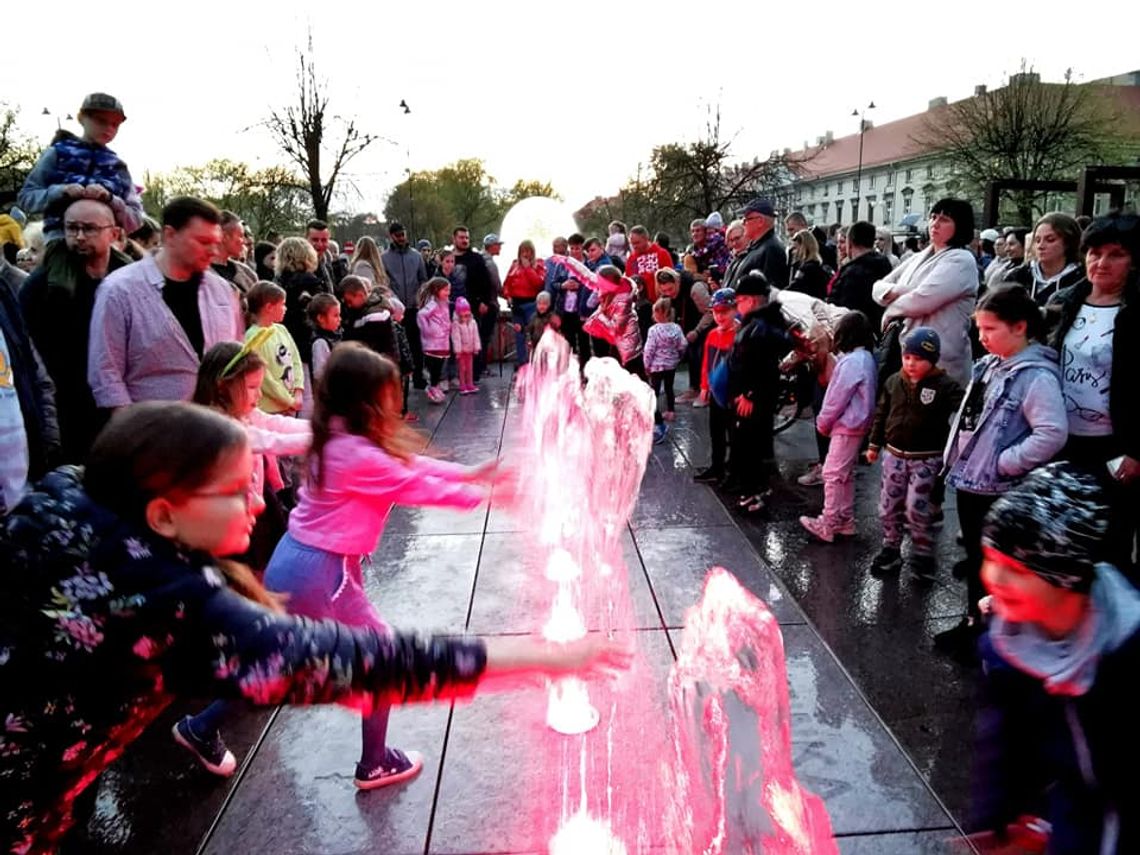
[451,225,496,381]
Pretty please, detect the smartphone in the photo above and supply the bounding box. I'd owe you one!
[1108,455,1126,480]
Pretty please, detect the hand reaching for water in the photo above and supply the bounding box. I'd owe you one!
[482,635,634,685]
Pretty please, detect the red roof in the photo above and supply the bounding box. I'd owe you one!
[791,84,1140,180]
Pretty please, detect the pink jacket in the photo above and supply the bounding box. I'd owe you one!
[244,409,311,498]
[450,316,481,355]
[288,425,485,555]
[417,297,452,353]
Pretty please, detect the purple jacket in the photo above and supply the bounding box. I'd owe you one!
[417,297,451,353]
[816,348,878,436]
[643,322,687,373]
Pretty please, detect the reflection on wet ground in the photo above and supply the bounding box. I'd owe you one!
[70,366,969,854]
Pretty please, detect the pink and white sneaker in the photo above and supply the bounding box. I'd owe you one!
[799,514,835,543]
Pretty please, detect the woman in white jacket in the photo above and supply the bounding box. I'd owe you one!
[873,198,979,385]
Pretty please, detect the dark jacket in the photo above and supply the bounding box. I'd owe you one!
[787,259,831,301]
[382,244,428,308]
[974,620,1140,854]
[0,467,487,851]
[19,243,131,462]
[727,303,791,404]
[868,368,964,457]
[1046,277,1140,460]
[0,268,59,494]
[726,230,789,291]
[342,292,398,363]
[453,249,493,311]
[828,250,894,330]
[276,269,327,363]
[1005,262,1084,307]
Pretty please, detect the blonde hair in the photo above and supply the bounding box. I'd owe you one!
[792,229,822,264]
[653,297,674,321]
[275,236,318,275]
[349,236,391,289]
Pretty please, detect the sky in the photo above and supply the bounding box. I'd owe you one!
[4,0,1137,219]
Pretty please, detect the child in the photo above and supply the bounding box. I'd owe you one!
[262,344,498,788]
[173,341,313,775]
[451,296,481,395]
[935,284,1068,659]
[388,298,417,421]
[340,275,397,363]
[416,276,452,403]
[18,92,143,243]
[1,401,629,849]
[245,281,304,415]
[307,293,342,388]
[726,272,792,513]
[692,288,740,485]
[866,327,964,580]
[971,463,1140,853]
[526,290,560,352]
[799,310,878,542]
[643,297,688,423]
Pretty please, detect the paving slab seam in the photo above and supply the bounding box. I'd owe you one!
[193,705,283,855]
[625,522,678,659]
[709,490,971,841]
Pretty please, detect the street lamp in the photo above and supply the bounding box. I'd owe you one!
[851,101,875,220]
[42,107,73,130]
[400,99,415,237]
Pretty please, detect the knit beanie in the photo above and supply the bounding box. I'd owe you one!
[982,463,1109,593]
[455,296,471,313]
[903,327,941,364]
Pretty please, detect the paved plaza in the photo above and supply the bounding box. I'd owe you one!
[69,368,974,855]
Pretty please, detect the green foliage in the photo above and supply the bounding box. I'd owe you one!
[383,158,558,247]
[140,159,310,238]
[0,105,42,197]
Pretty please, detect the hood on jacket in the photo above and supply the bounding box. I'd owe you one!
[982,341,1061,382]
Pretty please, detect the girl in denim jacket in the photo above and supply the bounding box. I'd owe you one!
[936,285,1068,659]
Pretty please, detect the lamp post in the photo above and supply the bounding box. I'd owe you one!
[400,99,415,238]
[41,107,73,131]
[851,101,875,220]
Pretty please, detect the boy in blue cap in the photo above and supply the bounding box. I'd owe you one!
[866,327,964,580]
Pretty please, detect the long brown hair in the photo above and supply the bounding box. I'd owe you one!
[309,343,424,487]
[84,401,283,611]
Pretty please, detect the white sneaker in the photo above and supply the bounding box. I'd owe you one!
[797,464,824,486]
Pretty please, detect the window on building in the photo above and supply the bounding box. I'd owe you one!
[809,185,815,199]
[926,164,934,179]
[884,195,894,225]
[868,173,876,189]
[823,183,829,197]
[835,200,844,223]
[850,199,859,223]
[821,201,830,221]
[905,168,913,183]
[865,196,876,223]
[807,204,816,217]
[837,180,844,194]
[902,189,913,215]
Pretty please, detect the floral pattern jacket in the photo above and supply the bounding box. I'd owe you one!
[1,467,486,854]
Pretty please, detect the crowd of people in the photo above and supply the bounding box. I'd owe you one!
[1,90,1138,854]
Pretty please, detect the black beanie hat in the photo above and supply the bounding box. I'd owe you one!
[982,463,1108,593]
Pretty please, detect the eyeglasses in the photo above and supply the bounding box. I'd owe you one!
[742,214,764,223]
[64,223,116,236]
[187,487,253,508]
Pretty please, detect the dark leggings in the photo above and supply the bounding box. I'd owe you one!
[650,369,676,412]
[425,353,446,386]
[624,355,663,425]
[956,489,999,621]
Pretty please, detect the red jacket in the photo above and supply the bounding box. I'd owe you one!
[503,260,546,301]
[701,326,737,391]
[625,244,673,301]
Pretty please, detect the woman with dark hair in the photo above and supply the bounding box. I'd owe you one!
[254,241,277,281]
[872,198,979,385]
[1004,213,1084,305]
[1046,212,1140,575]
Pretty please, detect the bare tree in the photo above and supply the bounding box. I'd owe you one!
[0,105,41,196]
[917,62,1128,222]
[265,36,376,220]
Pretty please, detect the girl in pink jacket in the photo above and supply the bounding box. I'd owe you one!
[416,277,453,403]
[450,296,482,395]
[263,343,506,790]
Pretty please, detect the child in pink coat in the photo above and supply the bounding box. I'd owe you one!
[450,296,481,394]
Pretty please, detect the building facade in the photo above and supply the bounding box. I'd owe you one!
[781,73,1140,232]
